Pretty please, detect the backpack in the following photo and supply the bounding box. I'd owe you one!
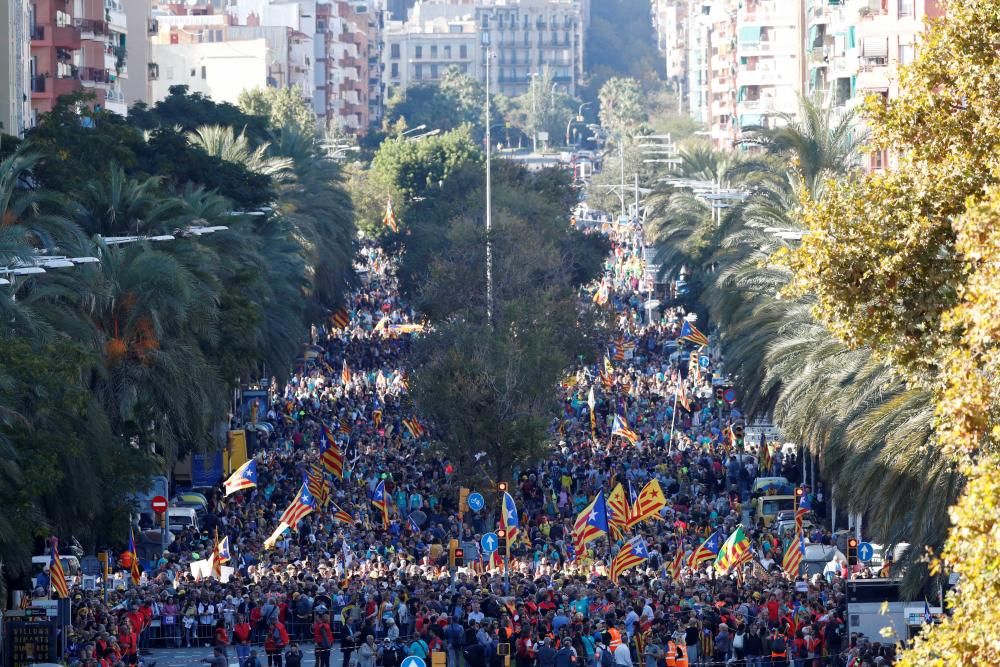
[771,637,786,654]
[600,648,614,667]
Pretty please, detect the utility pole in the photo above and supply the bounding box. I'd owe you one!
[619,138,625,220]
[485,49,494,326]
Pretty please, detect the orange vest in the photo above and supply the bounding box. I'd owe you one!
[665,641,677,667]
[675,643,688,667]
[608,628,622,651]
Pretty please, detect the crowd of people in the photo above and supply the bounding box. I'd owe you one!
[55,229,897,667]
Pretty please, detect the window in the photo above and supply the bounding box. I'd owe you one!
[869,150,885,171]
[414,63,423,79]
[444,45,451,59]
[897,0,914,16]
[898,43,914,65]
[201,65,206,79]
[390,44,400,59]
[430,45,437,58]
[460,45,468,59]
[390,62,399,78]
[430,64,438,78]
[414,45,422,59]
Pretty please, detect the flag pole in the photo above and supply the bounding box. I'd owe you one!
[667,384,679,453]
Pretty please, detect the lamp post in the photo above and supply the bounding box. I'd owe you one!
[485,49,495,326]
[528,72,539,153]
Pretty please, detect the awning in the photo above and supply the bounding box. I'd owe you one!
[861,36,888,59]
[739,114,763,129]
[738,26,761,44]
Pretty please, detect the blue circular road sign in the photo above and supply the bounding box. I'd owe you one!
[699,355,711,369]
[402,658,426,667]
[481,532,499,553]
[857,541,875,563]
[723,388,737,404]
[467,492,485,512]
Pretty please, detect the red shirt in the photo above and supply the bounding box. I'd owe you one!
[766,600,780,622]
[234,623,252,644]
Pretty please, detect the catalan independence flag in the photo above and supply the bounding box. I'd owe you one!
[573,490,609,553]
[714,525,752,574]
[500,492,519,540]
[341,360,352,385]
[688,530,722,569]
[625,479,667,528]
[610,535,649,583]
[306,465,330,507]
[403,418,425,440]
[611,414,640,445]
[606,483,630,539]
[371,480,389,528]
[49,538,69,599]
[679,320,709,347]
[128,526,141,585]
[330,501,355,525]
[795,493,812,529]
[383,197,399,233]
[223,458,258,497]
[320,424,345,479]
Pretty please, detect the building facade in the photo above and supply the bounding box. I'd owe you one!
[476,0,587,98]
[382,5,478,100]
[1,0,32,135]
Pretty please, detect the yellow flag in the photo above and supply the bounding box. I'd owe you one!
[626,479,667,528]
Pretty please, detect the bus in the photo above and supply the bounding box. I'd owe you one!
[846,578,943,645]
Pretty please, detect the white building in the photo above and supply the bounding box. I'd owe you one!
[0,0,31,134]
[383,6,478,100]
[150,38,269,105]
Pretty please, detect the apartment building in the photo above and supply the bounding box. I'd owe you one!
[853,0,942,170]
[27,0,129,123]
[1,0,32,135]
[651,0,688,91]
[707,0,737,148]
[734,0,805,132]
[476,0,587,98]
[382,4,479,99]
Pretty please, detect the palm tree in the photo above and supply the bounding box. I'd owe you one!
[740,96,864,187]
[645,99,956,586]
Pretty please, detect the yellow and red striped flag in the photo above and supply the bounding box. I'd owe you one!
[49,538,69,599]
[610,536,649,583]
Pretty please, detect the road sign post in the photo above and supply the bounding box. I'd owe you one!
[467,493,485,513]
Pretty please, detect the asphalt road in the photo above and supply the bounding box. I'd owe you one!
[149,642,341,667]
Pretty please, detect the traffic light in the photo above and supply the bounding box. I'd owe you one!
[794,487,805,501]
[459,487,470,517]
[496,527,508,552]
[449,539,459,568]
[454,548,464,566]
[732,422,745,446]
[715,387,725,405]
[847,537,859,566]
[498,481,508,493]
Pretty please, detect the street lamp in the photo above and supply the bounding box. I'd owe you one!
[408,128,441,141]
[528,72,540,153]
[399,124,428,137]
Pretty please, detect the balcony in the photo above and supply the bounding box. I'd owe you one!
[52,25,82,50]
[74,18,109,37]
[30,75,46,94]
[31,24,44,41]
[80,67,111,83]
[32,73,83,99]
[148,62,159,81]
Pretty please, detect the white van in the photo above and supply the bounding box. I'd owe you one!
[31,554,81,587]
[167,506,199,533]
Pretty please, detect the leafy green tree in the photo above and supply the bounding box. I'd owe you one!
[237,86,317,140]
[384,67,486,134]
[506,67,580,149]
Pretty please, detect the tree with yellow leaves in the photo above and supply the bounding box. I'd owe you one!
[789,1,1000,663]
